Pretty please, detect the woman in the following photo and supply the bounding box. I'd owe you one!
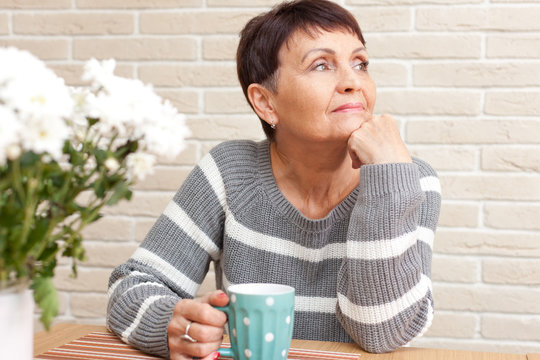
[106,1,441,359]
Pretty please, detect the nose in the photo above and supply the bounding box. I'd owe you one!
[336,66,362,94]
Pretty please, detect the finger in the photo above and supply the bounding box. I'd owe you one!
[182,340,222,359]
[177,299,227,327]
[188,320,224,343]
[204,290,229,307]
[201,351,221,360]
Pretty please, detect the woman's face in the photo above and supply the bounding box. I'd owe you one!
[270,29,376,144]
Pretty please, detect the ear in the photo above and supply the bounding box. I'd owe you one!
[247,83,278,127]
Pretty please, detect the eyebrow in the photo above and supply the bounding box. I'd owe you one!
[301,46,367,63]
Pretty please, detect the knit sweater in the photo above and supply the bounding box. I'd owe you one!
[107,139,441,358]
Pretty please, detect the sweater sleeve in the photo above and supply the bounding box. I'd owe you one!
[106,153,226,358]
[336,158,441,353]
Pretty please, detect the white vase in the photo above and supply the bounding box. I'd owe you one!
[0,284,34,360]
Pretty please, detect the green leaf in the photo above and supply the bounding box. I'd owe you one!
[107,183,132,206]
[31,276,58,330]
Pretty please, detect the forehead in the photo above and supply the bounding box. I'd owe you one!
[279,28,365,63]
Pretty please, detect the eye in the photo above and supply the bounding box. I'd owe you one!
[314,62,328,71]
[353,61,369,72]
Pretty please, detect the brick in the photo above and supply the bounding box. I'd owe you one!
[350,7,410,32]
[207,0,277,5]
[487,35,540,58]
[102,191,174,217]
[434,229,540,257]
[485,91,540,116]
[0,39,68,60]
[204,89,253,114]
[155,89,200,114]
[187,115,265,140]
[414,63,540,87]
[70,293,108,318]
[438,202,479,227]
[135,218,157,243]
[424,311,478,338]
[432,255,479,283]
[53,267,111,292]
[50,63,134,87]
[156,142,199,166]
[367,34,481,59]
[81,216,134,241]
[484,203,540,231]
[482,315,540,341]
[82,242,138,267]
[407,120,540,144]
[416,7,540,31]
[0,0,70,8]
[408,146,476,171]
[140,11,258,35]
[482,146,540,172]
[348,0,480,3]
[73,38,197,61]
[433,283,540,314]
[440,174,540,200]
[375,90,481,115]
[203,36,238,60]
[76,0,202,8]
[132,166,191,191]
[483,258,540,285]
[0,13,8,34]
[369,62,408,87]
[139,64,237,87]
[13,13,133,35]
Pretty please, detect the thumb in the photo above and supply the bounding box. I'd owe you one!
[208,290,229,307]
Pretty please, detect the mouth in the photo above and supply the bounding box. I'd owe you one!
[332,102,365,113]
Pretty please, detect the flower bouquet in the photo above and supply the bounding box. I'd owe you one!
[0,47,190,329]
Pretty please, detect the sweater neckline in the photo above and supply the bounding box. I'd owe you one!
[257,140,359,232]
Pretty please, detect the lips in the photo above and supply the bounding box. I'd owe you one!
[332,102,365,113]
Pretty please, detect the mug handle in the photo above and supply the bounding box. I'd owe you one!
[213,305,234,358]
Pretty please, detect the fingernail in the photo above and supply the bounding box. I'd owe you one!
[218,292,227,298]
[212,351,220,360]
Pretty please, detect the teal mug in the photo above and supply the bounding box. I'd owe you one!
[214,283,295,360]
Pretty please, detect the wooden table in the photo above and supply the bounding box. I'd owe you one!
[34,323,529,360]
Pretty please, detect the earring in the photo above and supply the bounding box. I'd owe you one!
[270,121,276,129]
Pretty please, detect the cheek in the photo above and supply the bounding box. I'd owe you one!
[365,80,377,112]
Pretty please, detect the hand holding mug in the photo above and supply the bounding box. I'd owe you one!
[168,290,229,360]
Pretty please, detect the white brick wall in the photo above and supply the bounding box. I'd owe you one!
[1,0,539,354]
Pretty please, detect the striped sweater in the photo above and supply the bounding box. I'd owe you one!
[107,139,441,358]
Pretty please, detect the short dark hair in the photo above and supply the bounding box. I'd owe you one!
[236,0,365,142]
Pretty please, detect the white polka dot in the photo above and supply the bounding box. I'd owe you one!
[265,333,274,342]
[285,316,291,324]
[265,297,274,306]
[282,349,287,357]
[232,328,237,337]
[243,317,250,326]
[244,349,252,358]
[231,294,236,303]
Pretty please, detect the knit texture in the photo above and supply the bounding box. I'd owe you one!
[107,139,441,358]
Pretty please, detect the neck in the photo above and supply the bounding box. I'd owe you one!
[270,140,360,219]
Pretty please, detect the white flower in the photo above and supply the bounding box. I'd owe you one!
[126,153,155,181]
[21,113,69,161]
[104,157,120,173]
[0,47,73,160]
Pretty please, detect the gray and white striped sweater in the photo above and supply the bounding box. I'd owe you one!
[107,139,441,358]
